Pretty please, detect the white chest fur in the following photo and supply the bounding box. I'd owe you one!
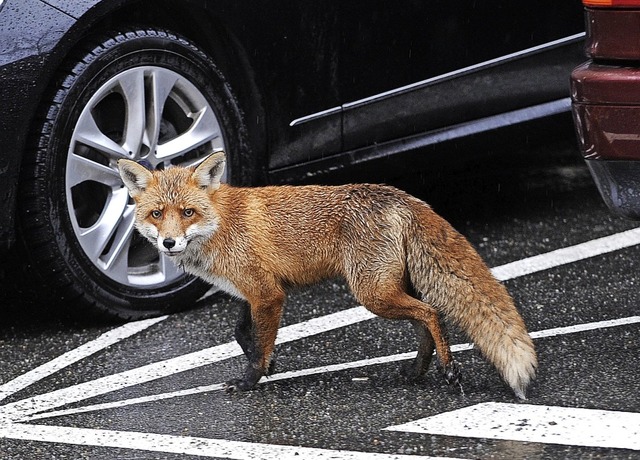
[177,254,246,300]
[182,261,246,300]
[205,274,246,300]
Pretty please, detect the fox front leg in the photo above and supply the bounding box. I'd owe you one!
[225,291,284,393]
[232,302,277,374]
[234,302,258,362]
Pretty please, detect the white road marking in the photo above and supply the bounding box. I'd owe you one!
[385,402,640,451]
[490,226,640,281]
[528,315,640,339]
[0,316,167,403]
[0,423,464,460]
[0,307,374,422]
[21,315,640,423]
[19,383,227,422]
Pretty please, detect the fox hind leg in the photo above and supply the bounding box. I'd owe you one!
[401,320,435,381]
[354,285,461,387]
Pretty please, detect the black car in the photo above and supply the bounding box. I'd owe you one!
[0,0,585,319]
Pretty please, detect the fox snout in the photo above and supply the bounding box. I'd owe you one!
[157,235,188,256]
[162,238,176,250]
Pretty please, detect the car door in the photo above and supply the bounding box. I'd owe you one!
[339,0,585,153]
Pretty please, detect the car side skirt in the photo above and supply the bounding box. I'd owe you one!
[270,98,572,183]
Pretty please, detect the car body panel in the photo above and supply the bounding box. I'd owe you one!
[0,0,76,249]
[341,38,584,152]
[584,7,640,60]
[572,62,640,106]
[572,62,640,163]
[338,0,584,152]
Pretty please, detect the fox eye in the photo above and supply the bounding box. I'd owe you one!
[151,210,162,219]
[183,208,195,218]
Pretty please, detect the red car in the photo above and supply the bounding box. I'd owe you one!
[571,0,640,219]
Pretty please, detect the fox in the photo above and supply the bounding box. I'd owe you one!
[118,152,537,399]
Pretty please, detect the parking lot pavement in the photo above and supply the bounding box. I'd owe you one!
[0,140,639,459]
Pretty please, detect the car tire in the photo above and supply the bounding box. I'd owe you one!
[18,27,255,321]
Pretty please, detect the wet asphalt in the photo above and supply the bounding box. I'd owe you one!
[0,134,639,459]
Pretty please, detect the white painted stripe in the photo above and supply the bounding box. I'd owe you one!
[0,423,463,460]
[22,316,640,423]
[0,307,374,422]
[529,315,640,340]
[385,402,640,451]
[275,307,376,343]
[491,227,640,281]
[0,336,242,422]
[0,316,167,403]
[20,383,227,422]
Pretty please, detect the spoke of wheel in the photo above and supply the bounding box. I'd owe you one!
[159,254,183,283]
[118,69,146,157]
[99,203,136,283]
[67,153,122,188]
[77,189,130,260]
[155,106,221,161]
[145,69,179,157]
[74,111,128,159]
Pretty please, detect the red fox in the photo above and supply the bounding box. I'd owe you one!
[118,152,537,399]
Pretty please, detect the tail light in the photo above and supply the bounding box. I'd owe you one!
[583,0,640,6]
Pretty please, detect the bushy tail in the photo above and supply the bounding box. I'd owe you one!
[407,209,537,399]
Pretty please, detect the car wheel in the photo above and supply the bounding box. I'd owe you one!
[19,28,253,320]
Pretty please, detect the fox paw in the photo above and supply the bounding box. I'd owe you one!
[224,378,257,393]
[443,362,462,386]
[224,365,265,393]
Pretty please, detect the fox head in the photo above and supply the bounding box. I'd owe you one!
[117,152,226,257]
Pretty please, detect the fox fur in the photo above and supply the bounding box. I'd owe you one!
[118,152,537,398]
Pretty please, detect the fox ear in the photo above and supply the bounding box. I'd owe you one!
[118,159,153,198]
[192,151,226,191]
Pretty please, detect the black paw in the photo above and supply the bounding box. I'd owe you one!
[224,378,256,394]
[443,362,462,386]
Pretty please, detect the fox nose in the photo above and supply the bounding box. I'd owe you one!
[163,238,176,250]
